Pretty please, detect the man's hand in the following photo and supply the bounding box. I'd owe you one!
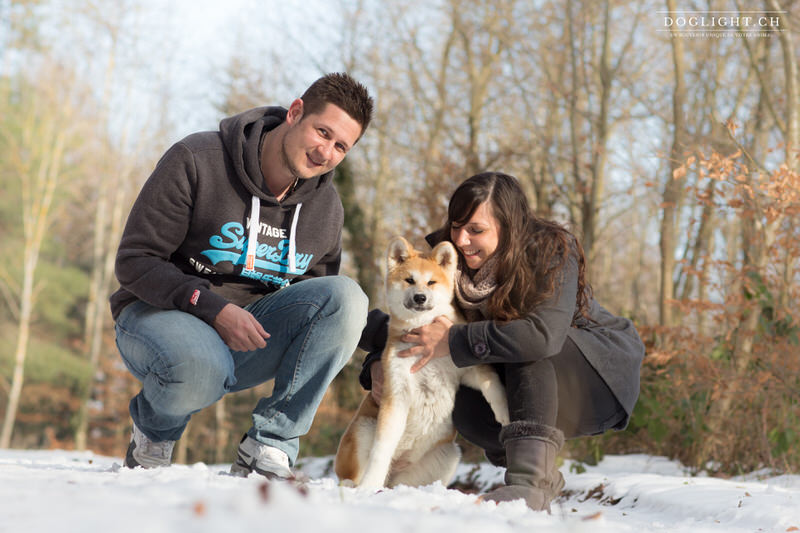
[213,303,270,352]
[397,315,453,373]
[370,360,384,405]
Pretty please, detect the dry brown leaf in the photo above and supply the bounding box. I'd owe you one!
[192,501,206,517]
[258,481,271,502]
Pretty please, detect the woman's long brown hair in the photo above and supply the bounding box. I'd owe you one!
[444,172,592,322]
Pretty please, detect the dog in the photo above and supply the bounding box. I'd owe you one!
[335,236,510,490]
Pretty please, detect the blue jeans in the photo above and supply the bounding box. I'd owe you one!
[114,276,368,465]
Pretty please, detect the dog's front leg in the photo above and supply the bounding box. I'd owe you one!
[358,397,409,490]
[461,366,511,426]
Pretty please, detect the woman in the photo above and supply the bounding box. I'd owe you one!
[357,172,645,511]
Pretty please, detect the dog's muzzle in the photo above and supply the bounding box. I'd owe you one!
[405,292,433,312]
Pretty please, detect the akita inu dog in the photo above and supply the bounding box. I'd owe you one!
[335,236,510,490]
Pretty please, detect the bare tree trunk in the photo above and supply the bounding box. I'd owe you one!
[75,175,109,450]
[451,1,506,176]
[768,0,798,173]
[566,0,583,228]
[75,161,131,449]
[215,398,229,464]
[734,0,797,361]
[680,179,716,303]
[659,0,688,329]
[338,159,380,302]
[1,118,66,448]
[583,0,613,264]
[175,421,190,464]
[75,29,119,451]
[1,251,36,448]
[771,0,799,314]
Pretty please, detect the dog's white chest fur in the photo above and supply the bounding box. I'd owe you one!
[384,344,460,448]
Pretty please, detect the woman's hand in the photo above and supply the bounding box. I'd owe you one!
[397,315,453,373]
[370,360,384,405]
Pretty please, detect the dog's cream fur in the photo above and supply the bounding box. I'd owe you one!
[335,237,509,490]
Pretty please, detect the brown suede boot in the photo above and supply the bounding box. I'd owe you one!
[481,421,565,512]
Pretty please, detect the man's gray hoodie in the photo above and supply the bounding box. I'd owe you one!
[110,107,344,325]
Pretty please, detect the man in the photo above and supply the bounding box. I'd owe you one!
[110,73,373,478]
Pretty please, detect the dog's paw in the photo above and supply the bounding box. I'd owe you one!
[357,474,385,491]
[494,407,511,427]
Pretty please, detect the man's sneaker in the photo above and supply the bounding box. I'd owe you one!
[124,423,175,469]
[230,434,293,479]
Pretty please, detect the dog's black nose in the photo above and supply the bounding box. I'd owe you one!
[413,294,427,305]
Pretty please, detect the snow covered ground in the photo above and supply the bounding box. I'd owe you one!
[1,449,799,533]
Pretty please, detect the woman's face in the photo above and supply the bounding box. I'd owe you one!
[450,201,501,270]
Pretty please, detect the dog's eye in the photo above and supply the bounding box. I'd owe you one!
[427,280,436,286]
[405,277,415,285]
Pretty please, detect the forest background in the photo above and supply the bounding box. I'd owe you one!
[1,0,798,476]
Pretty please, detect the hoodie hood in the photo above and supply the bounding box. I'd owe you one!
[218,106,336,207]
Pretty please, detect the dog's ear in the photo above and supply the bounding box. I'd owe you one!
[387,236,413,270]
[431,241,458,278]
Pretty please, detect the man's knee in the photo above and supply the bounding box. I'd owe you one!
[153,353,234,416]
[117,304,228,367]
[316,276,368,331]
[323,276,368,309]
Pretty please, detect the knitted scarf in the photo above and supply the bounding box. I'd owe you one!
[454,255,499,322]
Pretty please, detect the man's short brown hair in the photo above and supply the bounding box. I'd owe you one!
[301,73,374,139]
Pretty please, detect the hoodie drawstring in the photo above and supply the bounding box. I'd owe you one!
[288,203,302,273]
[245,195,261,272]
[245,195,302,276]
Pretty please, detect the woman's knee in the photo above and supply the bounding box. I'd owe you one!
[504,359,558,424]
[551,339,624,437]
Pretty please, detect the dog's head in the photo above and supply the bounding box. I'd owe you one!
[385,236,458,322]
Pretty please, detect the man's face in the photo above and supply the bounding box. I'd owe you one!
[281,101,363,180]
